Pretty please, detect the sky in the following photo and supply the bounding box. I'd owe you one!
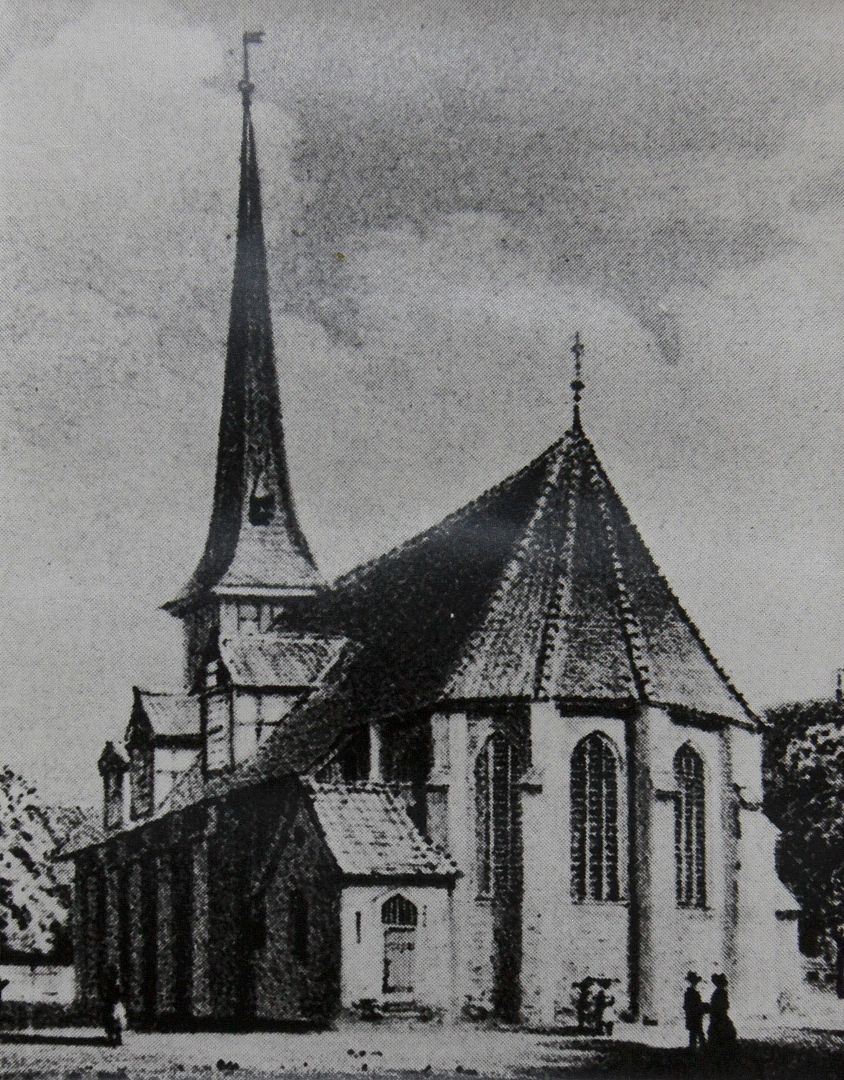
[3,0,844,803]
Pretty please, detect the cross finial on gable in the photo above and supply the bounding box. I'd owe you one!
[571,331,585,431]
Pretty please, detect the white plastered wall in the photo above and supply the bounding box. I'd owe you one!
[725,724,802,1018]
[636,707,730,1024]
[429,711,498,1015]
[232,690,299,764]
[522,702,630,1027]
[153,745,200,807]
[340,885,453,1012]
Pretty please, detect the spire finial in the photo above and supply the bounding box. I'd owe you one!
[239,30,265,107]
[571,331,585,431]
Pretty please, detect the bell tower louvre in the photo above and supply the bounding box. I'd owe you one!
[163,35,323,683]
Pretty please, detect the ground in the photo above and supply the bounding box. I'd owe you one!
[0,1020,842,1080]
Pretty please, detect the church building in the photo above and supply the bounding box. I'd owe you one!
[66,48,803,1029]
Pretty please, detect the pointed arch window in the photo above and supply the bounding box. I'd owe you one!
[570,733,620,902]
[381,894,418,927]
[675,744,706,908]
[476,734,518,897]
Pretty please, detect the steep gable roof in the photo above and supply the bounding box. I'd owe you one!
[126,689,201,744]
[219,632,347,689]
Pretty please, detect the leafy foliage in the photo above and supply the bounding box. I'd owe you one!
[0,766,89,959]
[764,700,844,919]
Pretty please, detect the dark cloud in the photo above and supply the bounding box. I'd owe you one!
[243,8,825,360]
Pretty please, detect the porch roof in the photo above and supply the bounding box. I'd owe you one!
[305,779,458,880]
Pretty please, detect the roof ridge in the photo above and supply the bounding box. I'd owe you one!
[534,435,586,699]
[589,453,756,723]
[306,777,402,793]
[443,434,574,696]
[331,436,568,594]
[589,452,653,702]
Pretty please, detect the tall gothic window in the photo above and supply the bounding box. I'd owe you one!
[475,735,517,897]
[675,744,707,908]
[570,733,620,902]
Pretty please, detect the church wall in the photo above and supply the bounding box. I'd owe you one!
[726,722,802,1016]
[156,852,175,1017]
[432,707,528,1018]
[522,703,630,1027]
[206,803,255,1021]
[441,711,486,1013]
[72,855,102,1015]
[340,885,452,1013]
[253,801,341,1023]
[634,707,733,1024]
[191,833,212,1018]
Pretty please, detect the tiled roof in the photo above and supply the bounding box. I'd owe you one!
[70,422,756,856]
[445,431,753,722]
[305,779,458,879]
[216,521,324,592]
[55,811,104,857]
[134,690,201,740]
[219,632,347,688]
[256,426,753,777]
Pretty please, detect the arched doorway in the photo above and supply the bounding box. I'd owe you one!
[381,895,418,1000]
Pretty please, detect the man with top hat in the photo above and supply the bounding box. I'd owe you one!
[683,971,707,1050]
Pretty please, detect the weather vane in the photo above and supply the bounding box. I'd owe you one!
[571,331,585,428]
[239,30,265,104]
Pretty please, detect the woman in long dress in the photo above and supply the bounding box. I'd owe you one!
[707,973,737,1057]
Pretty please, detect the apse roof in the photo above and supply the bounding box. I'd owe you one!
[254,424,753,778]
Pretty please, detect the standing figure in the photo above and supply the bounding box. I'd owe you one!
[683,971,707,1051]
[572,977,595,1032]
[101,964,123,1047]
[592,978,616,1035]
[707,973,737,1059]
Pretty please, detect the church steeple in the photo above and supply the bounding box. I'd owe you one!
[165,35,322,643]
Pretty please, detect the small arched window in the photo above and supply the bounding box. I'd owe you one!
[675,745,706,908]
[381,894,418,926]
[570,733,620,902]
[475,735,518,897]
[289,888,309,964]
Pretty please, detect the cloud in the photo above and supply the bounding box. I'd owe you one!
[249,6,821,361]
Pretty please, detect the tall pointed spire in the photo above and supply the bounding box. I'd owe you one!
[166,35,322,620]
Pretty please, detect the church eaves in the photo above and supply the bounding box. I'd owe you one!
[255,417,756,770]
[165,64,321,616]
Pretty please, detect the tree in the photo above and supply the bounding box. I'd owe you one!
[0,766,88,961]
[765,700,844,994]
